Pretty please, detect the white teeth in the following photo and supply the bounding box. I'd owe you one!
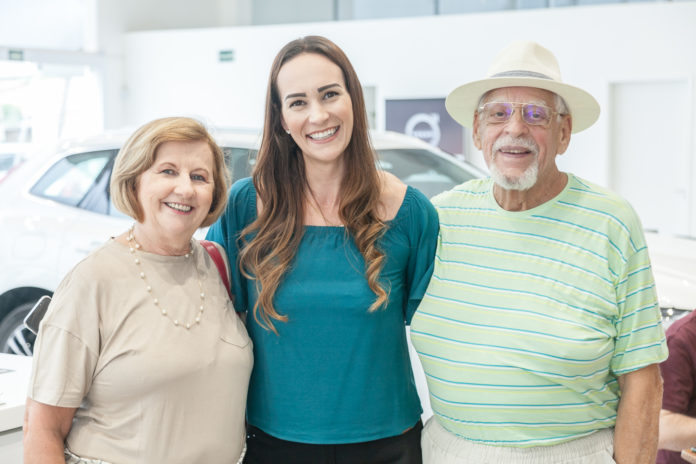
[308,127,337,140]
[166,202,192,212]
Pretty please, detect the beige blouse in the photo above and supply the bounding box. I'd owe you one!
[28,239,253,463]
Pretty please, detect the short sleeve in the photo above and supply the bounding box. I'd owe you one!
[660,325,695,413]
[206,177,257,313]
[610,228,668,375]
[403,187,439,324]
[29,325,98,407]
[28,267,100,407]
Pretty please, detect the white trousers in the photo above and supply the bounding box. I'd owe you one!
[421,417,616,464]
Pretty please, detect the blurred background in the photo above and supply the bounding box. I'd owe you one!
[0,3,695,458]
[0,0,694,237]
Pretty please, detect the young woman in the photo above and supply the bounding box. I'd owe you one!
[207,36,438,464]
[25,117,252,464]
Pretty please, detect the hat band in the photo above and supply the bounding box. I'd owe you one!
[491,70,555,80]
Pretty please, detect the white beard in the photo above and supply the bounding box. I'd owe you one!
[488,136,539,191]
[489,158,539,191]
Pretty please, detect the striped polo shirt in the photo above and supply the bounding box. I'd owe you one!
[411,174,668,447]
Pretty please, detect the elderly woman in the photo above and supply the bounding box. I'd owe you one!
[23,117,253,464]
[207,36,438,464]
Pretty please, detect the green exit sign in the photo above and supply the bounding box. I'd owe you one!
[219,50,235,62]
[8,49,24,61]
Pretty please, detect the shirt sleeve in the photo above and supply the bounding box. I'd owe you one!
[610,220,668,375]
[27,267,100,407]
[660,324,695,413]
[206,177,256,313]
[403,187,439,324]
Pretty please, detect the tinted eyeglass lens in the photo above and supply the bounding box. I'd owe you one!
[522,104,551,125]
[484,103,514,123]
[482,102,552,126]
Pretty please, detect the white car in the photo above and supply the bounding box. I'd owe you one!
[0,147,29,183]
[0,129,485,355]
[645,232,696,327]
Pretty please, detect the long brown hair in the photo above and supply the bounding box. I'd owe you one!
[240,35,388,333]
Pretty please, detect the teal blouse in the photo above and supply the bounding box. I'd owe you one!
[206,177,438,444]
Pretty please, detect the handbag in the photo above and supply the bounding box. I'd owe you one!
[200,240,232,300]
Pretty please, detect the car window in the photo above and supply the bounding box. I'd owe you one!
[222,146,479,198]
[377,149,479,198]
[30,150,116,210]
[225,147,258,182]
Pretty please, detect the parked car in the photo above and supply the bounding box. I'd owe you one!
[0,129,485,355]
[0,147,28,183]
[645,232,696,327]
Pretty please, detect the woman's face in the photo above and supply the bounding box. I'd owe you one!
[136,140,215,243]
[276,53,354,169]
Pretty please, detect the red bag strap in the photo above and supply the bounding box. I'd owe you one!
[200,240,232,300]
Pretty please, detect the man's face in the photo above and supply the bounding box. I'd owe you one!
[473,86,571,192]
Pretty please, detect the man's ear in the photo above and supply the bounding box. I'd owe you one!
[472,113,482,150]
[556,114,572,155]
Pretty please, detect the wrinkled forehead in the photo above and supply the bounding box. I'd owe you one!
[482,86,557,106]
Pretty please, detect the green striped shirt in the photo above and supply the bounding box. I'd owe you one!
[411,174,667,447]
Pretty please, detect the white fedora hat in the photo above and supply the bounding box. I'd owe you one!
[445,41,600,133]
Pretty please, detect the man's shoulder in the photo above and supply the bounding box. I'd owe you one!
[431,178,491,207]
[567,174,632,208]
[566,174,642,226]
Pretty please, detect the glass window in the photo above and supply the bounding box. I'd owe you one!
[377,148,480,198]
[440,0,514,14]
[350,0,434,19]
[517,0,550,9]
[30,150,114,210]
[225,147,258,182]
[251,0,333,24]
[222,145,481,198]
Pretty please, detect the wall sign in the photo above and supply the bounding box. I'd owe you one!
[385,98,463,155]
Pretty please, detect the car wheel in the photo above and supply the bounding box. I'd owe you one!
[0,302,37,356]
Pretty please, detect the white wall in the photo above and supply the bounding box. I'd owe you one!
[96,0,253,129]
[122,2,696,232]
[0,0,94,50]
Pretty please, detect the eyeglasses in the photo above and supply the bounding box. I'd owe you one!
[478,101,560,127]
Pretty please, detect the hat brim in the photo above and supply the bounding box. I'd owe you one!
[445,77,600,134]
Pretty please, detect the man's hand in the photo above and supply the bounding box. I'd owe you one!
[659,409,696,452]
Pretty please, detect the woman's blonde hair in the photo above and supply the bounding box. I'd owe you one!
[110,117,229,227]
[240,36,388,334]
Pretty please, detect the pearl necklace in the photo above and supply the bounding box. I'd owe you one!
[127,225,205,329]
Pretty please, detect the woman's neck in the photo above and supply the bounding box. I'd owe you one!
[130,224,192,256]
[303,160,345,226]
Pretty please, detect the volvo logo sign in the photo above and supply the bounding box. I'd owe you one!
[385,98,463,155]
[404,113,441,147]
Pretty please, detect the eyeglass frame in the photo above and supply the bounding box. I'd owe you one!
[476,101,567,127]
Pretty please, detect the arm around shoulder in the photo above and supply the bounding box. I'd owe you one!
[403,186,439,323]
[205,177,257,314]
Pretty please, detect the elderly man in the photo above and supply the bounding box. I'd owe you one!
[411,41,667,464]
